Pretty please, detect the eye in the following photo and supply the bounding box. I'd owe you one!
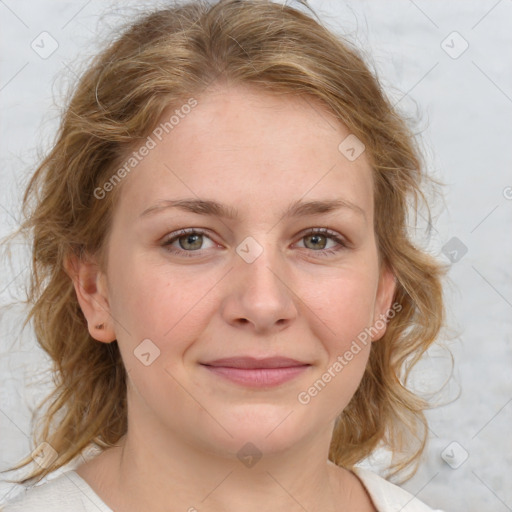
[295,228,348,257]
[161,227,348,259]
[162,228,217,257]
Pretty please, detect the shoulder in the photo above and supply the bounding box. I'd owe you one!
[353,467,446,512]
[1,471,112,512]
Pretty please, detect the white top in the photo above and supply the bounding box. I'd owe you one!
[1,467,445,512]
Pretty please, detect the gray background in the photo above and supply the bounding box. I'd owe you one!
[1,1,511,511]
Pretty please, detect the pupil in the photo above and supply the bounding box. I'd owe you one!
[308,234,326,250]
[180,234,202,250]
[177,233,328,251]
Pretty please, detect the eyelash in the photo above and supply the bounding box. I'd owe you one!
[161,228,348,258]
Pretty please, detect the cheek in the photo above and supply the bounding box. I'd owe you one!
[107,255,217,354]
[298,265,378,344]
[295,273,375,415]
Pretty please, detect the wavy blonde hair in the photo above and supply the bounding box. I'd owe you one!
[4,0,447,487]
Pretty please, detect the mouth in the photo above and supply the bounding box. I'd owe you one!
[200,357,311,388]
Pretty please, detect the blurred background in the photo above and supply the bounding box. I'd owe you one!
[1,1,511,510]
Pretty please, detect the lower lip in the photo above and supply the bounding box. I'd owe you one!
[201,365,310,387]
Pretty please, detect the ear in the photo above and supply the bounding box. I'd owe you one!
[64,253,116,343]
[370,263,397,342]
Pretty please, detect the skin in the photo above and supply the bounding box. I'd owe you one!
[69,83,396,512]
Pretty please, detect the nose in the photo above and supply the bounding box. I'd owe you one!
[219,241,298,335]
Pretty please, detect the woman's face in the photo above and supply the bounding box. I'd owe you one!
[87,85,395,460]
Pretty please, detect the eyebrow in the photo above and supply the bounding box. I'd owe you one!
[139,197,366,222]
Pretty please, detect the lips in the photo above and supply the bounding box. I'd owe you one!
[201,357,310,369]
[200,357,311,388]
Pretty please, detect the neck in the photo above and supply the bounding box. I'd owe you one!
[81,427,360,512]
[116,434,344,512]
[75,389,368,512]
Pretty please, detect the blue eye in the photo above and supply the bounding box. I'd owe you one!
[161,227,347,258]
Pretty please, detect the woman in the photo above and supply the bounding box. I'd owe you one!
[2,0,447,510]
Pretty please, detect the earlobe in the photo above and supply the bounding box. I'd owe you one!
[371,263,397,342]
[64,253,116,343]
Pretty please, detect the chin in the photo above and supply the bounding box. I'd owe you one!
[197,404,313,458]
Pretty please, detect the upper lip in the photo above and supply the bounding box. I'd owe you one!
[201,357,310,369]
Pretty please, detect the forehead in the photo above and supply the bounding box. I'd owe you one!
[113,84,374,224]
